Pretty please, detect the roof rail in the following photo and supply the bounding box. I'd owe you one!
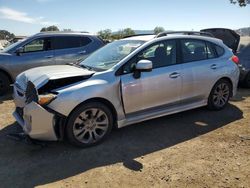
[156,31,214,38]
[122,33,154,39]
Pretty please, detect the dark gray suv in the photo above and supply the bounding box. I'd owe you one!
[0,32,104,95]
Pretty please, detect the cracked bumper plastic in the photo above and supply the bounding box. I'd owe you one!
[13,101,58,141]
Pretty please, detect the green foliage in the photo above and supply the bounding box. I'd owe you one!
[97,28,136,41]
[97,29,112,40]
[122,28,135,37]
[154,26,165,34]
[111,28,135,40]
[230,0,249,6]
[0,30,15,40]
[40,25,60,32]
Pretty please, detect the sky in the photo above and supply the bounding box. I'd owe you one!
[0,0,249,36]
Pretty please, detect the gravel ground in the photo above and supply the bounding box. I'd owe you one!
[0,89,249,188]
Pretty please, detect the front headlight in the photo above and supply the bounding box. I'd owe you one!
[38,94,57,106]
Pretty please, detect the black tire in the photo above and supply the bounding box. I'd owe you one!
[0,72,11,96]
[207,79,232,111]
[243,72,250,88]
[66,102,113,148]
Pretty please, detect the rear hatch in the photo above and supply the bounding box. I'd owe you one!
[201,28,240,53]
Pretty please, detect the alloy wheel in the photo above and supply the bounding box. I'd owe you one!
[212,83,230,108]
[72,108,109,144]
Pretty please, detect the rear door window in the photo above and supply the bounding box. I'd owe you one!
[181,40,207,62]
[53,36,91,50]
[181,39,221,63]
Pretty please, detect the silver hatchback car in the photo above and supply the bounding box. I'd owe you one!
[13,32,240,147]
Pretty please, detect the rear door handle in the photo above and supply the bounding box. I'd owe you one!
[45,55,53,58]
[210,64,217,69]
[169,72,180,78]
[78,50,86,54]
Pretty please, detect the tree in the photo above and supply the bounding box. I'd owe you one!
[230,0,249,6]
[97,29,112,40]
[0,30,15,40]
[154,26,165,34]
[122,28,135,37]
[110,28,135,40]
[40,25,59,32]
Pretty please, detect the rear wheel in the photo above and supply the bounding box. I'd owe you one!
[207,79,231,110]
[0,72,11,96]
[66,102,113,147]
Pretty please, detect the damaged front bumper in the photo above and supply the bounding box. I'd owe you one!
[13,102,58,141]
[12,82,63,141]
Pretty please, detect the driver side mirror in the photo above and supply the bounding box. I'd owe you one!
[133,59,152,79]
[15,47,24,56]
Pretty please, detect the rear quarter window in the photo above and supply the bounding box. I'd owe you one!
[215,45,225,57]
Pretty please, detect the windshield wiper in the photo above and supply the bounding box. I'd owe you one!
[80,64,94,71]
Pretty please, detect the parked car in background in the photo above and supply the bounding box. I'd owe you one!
[13,32,240,147]
[236,36,250,87]
[0,43,3,51]
[0,32,104,95]
[201,28,250,87]
[8,36,26,45]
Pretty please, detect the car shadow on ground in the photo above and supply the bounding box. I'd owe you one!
[0,104,243,188]
[0,93,12,104]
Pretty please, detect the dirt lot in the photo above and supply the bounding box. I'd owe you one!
[0,89,249,188]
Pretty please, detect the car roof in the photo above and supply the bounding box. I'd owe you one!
[123,34,223,45]
[121,35,156,41]
[33,32,96,37]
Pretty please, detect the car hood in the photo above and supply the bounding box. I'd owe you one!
[201,28,240,53]
[16,65,95,90]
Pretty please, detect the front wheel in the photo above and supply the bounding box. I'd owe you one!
[207,79,231,110]
[66,102,113,147]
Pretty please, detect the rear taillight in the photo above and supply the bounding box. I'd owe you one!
[231,55,239,64]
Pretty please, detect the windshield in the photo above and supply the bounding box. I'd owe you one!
[80,40,145,71]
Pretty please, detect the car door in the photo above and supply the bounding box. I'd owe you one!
[120,40,182,114]
[53,36,91,65]
[10,37,54,77]
[180,39,220,104]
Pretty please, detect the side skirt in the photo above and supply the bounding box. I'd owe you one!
[117,100,207,128]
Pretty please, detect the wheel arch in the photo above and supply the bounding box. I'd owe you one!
[0,68,13,83]
[66,97,118,126]
[213,77,233,97]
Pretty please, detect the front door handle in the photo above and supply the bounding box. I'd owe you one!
[210,64,217,69]
[169,72,180,78]
[45,55,53,58]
